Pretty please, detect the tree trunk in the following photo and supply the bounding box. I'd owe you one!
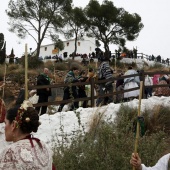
[36,43,41,58]
[73,33,78,60]
[104,42,110,57]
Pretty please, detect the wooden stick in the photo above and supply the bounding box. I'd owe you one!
[114,57,116,72]
[2,57,7,99]
[132,81,143,170]
[25,44,28,100]
[53,62,56,83]
[0,57,7,122]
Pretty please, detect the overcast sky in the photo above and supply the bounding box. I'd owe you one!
[0,0,170,59]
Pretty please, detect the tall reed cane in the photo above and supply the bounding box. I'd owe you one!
[0,56,7,121]
[133,81,143,170]
[25,44,28,100]
[2,57,7,99]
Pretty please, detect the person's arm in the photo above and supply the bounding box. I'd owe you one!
[130,153,142,170]
[131,153,170,170]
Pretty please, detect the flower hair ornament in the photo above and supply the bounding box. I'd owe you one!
[15,100,33,128]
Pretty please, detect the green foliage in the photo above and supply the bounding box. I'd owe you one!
[7,63,20,72]
[84,0,144,53]
[54,39,64,51]
[95,39,101,47]
[11,69,25,85]
[0,33,6,64]
[20,56,43,69]
[54,62,68,71]
[52,104,169,169]
[56,6,86,55]
[0,33,4,50]
[148,62,164,70]
[9,48,15,64]
[110,59,125,69]
[6,0,72,57]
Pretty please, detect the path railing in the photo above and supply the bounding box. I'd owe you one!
[29,70,170,108]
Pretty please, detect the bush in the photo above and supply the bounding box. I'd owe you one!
[149,62,164,70]
[20,56,43,69]
[54,62,68,71]
[52,104,169,169]
[7,63,20,72]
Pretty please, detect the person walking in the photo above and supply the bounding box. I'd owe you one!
[36,68,51,115]
[58,66,80,112]
[123,66,140,101]
[96,55,113,106]
[130,152,170,170]
[78,70,88,108]
[85,68,97,107]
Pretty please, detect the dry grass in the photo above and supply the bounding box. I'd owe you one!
[88,106,108,136]
[53,104,169,170]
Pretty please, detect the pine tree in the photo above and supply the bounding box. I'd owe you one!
[9,48,15,64]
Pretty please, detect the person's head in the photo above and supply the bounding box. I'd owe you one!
[5,100,40,142]
[44,68,49,75]
[71,66,79,75]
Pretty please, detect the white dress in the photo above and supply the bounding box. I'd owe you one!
[0,124,9,152]
[141,153,170,170]
[0,137,52,170]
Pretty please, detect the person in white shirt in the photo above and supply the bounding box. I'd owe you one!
[123,66,140,100]
[130,152,170,170]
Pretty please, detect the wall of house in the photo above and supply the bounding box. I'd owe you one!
[39,44,55,58]
[39,37,96,59]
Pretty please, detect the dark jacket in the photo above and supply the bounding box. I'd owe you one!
[37,73,51,96]
[64,71,79,91]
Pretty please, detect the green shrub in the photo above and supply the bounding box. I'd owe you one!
[148,62,164,70]
[52,104,169,170]
[7,63,20,72]
[20,56,43,69]
[54,62,68,71]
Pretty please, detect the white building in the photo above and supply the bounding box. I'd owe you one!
[39,36,96,59]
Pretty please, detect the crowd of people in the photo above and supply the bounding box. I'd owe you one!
[32,63,170,112]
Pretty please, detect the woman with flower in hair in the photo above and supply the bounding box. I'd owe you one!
[0,100,54,170]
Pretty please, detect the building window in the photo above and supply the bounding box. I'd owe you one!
[90,46,92,51]
[67,42,69,46]
[78,42,80,46]
[44,47,47,51]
